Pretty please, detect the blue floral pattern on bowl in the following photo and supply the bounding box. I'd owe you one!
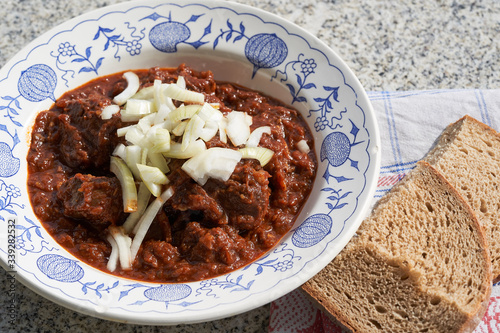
[0,0,379,325]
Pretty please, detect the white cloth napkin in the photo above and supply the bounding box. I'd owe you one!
[269,89,500,333]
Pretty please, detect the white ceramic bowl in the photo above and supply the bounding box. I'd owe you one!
[0,0,380,325]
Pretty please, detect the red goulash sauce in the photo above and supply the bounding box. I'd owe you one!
[27,64,317,282]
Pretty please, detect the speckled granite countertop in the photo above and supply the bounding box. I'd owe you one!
[0,0,499,332]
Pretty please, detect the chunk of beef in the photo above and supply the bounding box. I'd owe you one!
[204,160,271,231]
[55,101,124,170]
[179,222,256,265]
[56,173,123,231]
[167,165,227,228]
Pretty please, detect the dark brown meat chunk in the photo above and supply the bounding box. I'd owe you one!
[167,164,228,228]
[179,222,257,265]
[204,160,271,231]
[56,173,123,230]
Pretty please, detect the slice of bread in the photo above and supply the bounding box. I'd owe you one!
[301,161,492,333]
[424,115,500,282]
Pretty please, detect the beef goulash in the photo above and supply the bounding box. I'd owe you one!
[27,64,317,283]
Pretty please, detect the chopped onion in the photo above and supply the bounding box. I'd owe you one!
[137,161,170,197]
[130,187,174,260]
[226,111,252,146]
[198,103,223,123]
[147,151,170,173]
[106,235,119,272]
[176,76,186,89]
[101,104,120,120]
[172,120,188,136]
[130,85,154,100]
[137,163,169,185]
[122,99,154,119]
[137,113,157,134]
[124,145,143,179]
[153,79,166,110]
[113,72,140,106]
[219,117,228,143]
[168,104,203,123]
[154,103,174,126]
[163,140,206,159]
[122,183,151,233]
[108,226,133,270]
[297,139,310,153]
[246,126,271,148]
[116,125,135,137]
[239,147,274,167]
[147,127,171,153]
[199,120,219,142]
[181,114,205,151]
[164,83,204,104]
[124,126,147,148]
[182,147,242,185]
[112,143,127,160]
[110,156,137,212]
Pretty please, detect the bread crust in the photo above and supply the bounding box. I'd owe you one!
[424,115,500,283]
[301,161,492,333]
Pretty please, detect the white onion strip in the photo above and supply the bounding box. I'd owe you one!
[122,183,151,234]
[106,235,119,272]
[239,147,274,167]
[130,187,174,261]
[101,104,120,120]
[108,226,133,271]
[246,126,271,148]
[110,156,137,212]
[297,139,310,153]
[113,72,140,105]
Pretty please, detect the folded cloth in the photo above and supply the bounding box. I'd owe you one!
[268,89,500,333]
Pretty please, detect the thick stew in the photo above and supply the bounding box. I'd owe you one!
[27,64,317,282]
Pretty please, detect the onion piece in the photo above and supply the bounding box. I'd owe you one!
[116,124,135,137]
[172,120,188,136]
[153,79,166,111]
[246,126,271,147]
[108,226,133,270]
[182,147,242,185]
[147,151,170,173]
[130,85,154,100]
[101,104,120,120]
[106,235,119,272]
[137,164,169,197]
[199,120,219,142]
[239,147,274,167]
[125,126,148,148]
[198,103,223,122]
[124,145,143,179]
[137,113,157,134]
[181,114,205,151]
[164,83,204,104]
[154,103,174,126]
[147,127,171,153]
[137,164,169,185]
[113,71,140,106]
[122,183,151,233]
[130,187,174,260]
[110,156,138,212]
[121,99,154,122]
[112,143,127,161]
[297,139,310,153]
[176,76,186,89]
[163,140,206,159]
[167,104,203,123]
[226,111,252,146]
[219,117,228,143]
